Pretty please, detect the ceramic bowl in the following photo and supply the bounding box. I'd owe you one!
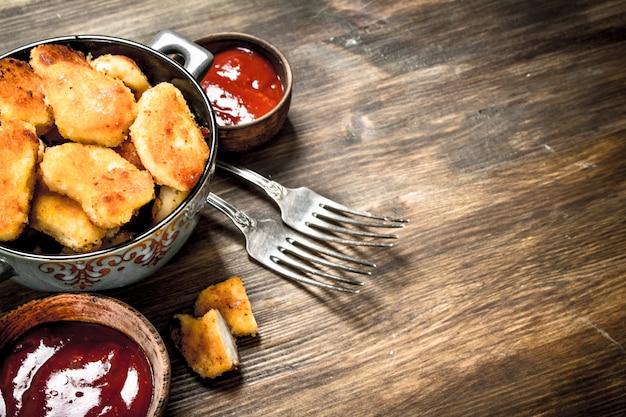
[195,32,293,152]
[0,30,218,292]
[0,293,170,417]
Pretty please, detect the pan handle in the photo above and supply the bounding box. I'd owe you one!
[148,29,214,80]
[0,258,16,283]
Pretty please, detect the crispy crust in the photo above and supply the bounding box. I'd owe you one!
[39,142,155,229]
[0,58,53,135]
[30,182,110,252]
[130,82,209,191]
[90,54,151,98]
[0,120,41,241]
[30,44,137,147]
[194,277,258,337]
[171,310,240,379]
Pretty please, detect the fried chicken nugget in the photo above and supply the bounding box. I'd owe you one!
[0,120,42,241]
[0,58,53,135]
[39,142,155,229]
[30,182,111,253]
[151,185,189,225]
[171,310,240,379]
[90,54,151,98]
[130,82,209,191]
[30,44,137,147]
[194,277,258,337]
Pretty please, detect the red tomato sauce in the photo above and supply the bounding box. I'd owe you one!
[0,321,153,417]
[201,47,284,126]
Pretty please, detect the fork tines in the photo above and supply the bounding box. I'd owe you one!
[303,199,410,247]
[262,221,374,293]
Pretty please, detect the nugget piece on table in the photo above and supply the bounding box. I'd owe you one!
[30,44,136,147]
[0,58,53,135]
[194,277,258,337]
[171,310,240,379]
[130,82,209,191]
[39,142,155,229]
[0,120,42,241]
[30,182,111,252]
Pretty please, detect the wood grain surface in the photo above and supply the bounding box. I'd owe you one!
[1,0,625,416]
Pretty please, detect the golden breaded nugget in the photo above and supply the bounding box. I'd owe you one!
[31,43,90,67]
[194,277,258,337]
[0,58,53,135]
[90,54,151,98]
[151,186,190,225]
[30,182,111,252]
[0,120,41,241]
[30,44,137,147]
[40,142,155,229]
[171,310,240,379]
[130,82,209,191]
[100,230,136,250]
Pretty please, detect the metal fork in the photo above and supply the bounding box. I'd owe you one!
[217,161,410,247]
[207,192,373,293]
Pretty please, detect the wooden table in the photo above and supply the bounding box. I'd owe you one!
[1,0,625,415]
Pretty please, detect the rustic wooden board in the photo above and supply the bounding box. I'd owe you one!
[1,0,625,415]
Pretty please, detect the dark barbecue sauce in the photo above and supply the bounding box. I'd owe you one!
[0,321,153,417]
[201,47,283,126]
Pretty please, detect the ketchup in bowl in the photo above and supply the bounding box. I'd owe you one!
[201,47,284,126]
[0,321,153,417]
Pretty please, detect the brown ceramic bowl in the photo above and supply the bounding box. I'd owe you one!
[195,32,293,152]
[0,293,170,417]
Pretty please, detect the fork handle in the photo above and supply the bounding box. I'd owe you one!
[217,161,285,200]
[206,192,255,232]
